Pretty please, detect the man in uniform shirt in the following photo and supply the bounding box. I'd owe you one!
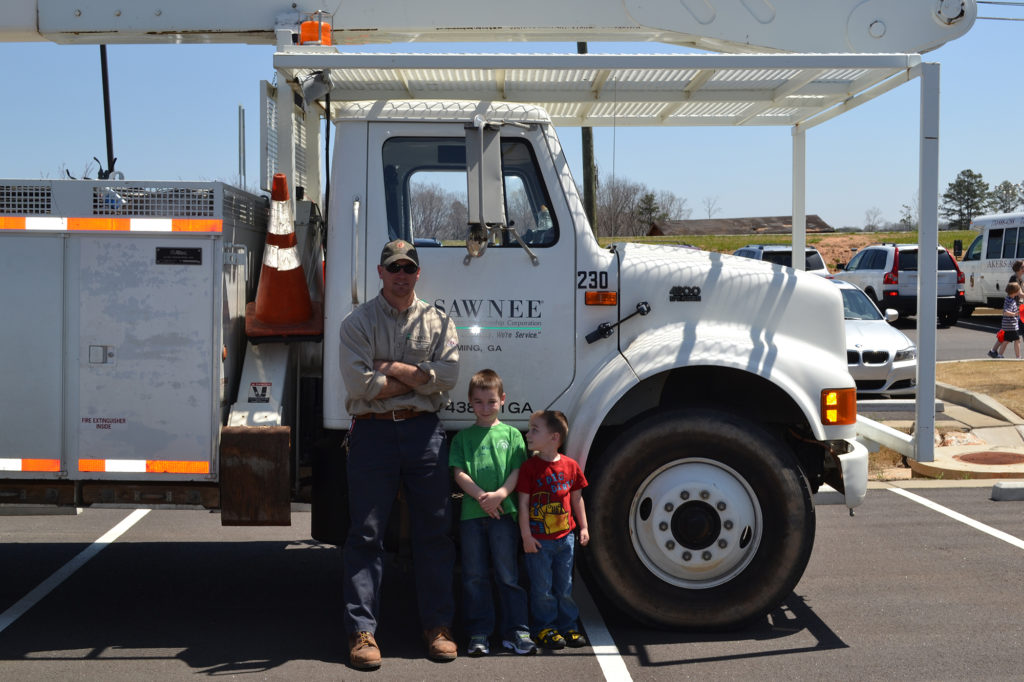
[339,239,460,669]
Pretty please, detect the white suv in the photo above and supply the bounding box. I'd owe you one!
[831,243,965,326]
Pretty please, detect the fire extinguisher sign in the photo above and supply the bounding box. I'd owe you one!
[248,382,272,403]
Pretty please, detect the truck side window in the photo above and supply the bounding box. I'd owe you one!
[846,251,864,271]
[381,136,557,248]
[962,235,982,261]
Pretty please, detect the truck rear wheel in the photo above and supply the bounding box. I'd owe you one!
[582,409,815,630]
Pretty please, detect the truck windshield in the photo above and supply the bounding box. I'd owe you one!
[381,136,557,248]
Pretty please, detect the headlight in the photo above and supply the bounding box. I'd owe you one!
[894,346,916,362]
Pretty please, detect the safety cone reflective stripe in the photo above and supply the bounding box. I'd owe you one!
[245,173,323,341]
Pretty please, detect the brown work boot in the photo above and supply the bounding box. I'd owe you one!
[348,631,381,670]
[423,625,458,662]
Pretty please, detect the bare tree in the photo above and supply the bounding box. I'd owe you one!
[702,196,721,219]
[596,174,645,237]
[864,206,884,231]
[656,189,692,220]
[410,182,460,241]
[898,191,919,231]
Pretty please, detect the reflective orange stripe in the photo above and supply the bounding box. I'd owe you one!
[79,459,106,472]
[171,219,222,232]
[67,217,131,231]
[146,460,210,474]
[22,459,61,472]
[0,217,222,232]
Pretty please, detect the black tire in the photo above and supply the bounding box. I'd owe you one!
[582,409,815,630]
[960,304,974,318]
[939,310,958,327]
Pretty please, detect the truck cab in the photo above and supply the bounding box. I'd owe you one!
[319,99,865,629]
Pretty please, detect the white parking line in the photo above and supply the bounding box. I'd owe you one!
[0,508,150,634]
[888,488,1024,549]
[575,570,633,682]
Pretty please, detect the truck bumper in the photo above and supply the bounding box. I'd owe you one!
[838,438,869,509]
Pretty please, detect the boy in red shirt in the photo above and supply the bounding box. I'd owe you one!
[516,410,589,650]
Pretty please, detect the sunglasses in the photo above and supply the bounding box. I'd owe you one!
[384,262,419,274]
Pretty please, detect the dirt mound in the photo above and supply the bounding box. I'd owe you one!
[814,234,887,273]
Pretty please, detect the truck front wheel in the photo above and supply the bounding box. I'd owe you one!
[582,409,815,630]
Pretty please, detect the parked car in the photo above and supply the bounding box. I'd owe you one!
[831,279,916,397]
[732,244,829,275]
[831,243,964,326]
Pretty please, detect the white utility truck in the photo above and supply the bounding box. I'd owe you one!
[0,0,975,629]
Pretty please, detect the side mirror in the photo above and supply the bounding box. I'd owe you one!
[465,116,506,258]
[884,309,899,323]
[837,262,847,270]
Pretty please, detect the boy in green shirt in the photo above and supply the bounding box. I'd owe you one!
[450,369,536,656]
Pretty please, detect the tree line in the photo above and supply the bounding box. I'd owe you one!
[940,170,1022,229]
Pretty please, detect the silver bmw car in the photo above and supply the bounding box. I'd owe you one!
[831,279,917,397]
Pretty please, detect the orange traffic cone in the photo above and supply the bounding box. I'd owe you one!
[245,173,323,341]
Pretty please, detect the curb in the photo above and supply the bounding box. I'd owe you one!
[936,381,1024,425]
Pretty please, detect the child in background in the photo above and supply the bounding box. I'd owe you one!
[449,369,536,656]
[993,282,1022,359]
[516,410,589,650]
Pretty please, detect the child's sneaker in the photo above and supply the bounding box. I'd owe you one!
[502,630,537,655]
[563,630,587,648]
[987,350,999,358]
[467,634,489,656]
[535,628,566,650]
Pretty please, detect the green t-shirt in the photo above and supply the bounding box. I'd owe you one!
[448,422,527,521]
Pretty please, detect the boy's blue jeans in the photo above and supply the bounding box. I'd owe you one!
[524,532,579,634]
[460,515,529,637]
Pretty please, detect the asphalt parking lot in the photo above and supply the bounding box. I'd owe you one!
[2,482,1022,681]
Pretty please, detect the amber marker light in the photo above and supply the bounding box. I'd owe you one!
[820,388,857,426]
[585,291,617,306]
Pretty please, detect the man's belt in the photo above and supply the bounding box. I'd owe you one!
[353,409,430,421]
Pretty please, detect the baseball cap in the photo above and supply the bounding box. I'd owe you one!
[380,239,419,267]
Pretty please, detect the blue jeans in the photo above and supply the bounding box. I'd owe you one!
[523,533,579,633]
[460,515,529,638]
[342,413,455,635]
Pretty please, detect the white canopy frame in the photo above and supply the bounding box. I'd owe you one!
[271,49,938,462]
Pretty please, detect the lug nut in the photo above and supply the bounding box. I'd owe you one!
[659,522,668,531]
[702,551,712,561]
[717,501,726,511]
[680,491,690,500]
[682,551,692,561]
[718,539,728,549]
[666,540,675,550]
[664,502,674,512]
[700,490,710,500]
[724,520,734,530]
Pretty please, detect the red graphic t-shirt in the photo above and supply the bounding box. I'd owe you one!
[516,454,588,540]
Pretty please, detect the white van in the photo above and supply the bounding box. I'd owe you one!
[958,212,1024,312]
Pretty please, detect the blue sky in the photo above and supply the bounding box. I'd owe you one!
[0,16,1019,229]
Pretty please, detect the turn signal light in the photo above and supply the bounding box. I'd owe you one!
[821,388,857,425]
[585,291,617,306]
